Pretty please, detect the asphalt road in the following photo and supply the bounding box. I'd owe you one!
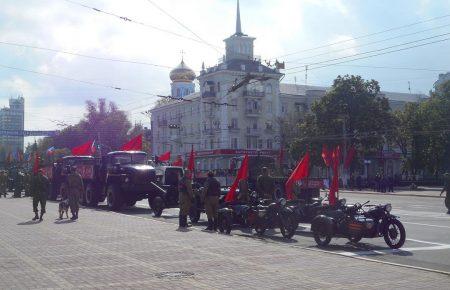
[8,190,448,273]
[125,191,450,274]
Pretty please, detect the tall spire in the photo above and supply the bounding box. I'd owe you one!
[236,0,242,36]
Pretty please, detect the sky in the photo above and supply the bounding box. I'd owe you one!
[0,0,450,145]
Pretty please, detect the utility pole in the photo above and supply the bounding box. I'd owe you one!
[341,116,348,196]
[305,65,308,86]
[408,81,411,94]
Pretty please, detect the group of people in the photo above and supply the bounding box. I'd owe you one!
[33,165,83,221]
[177,167,276,230]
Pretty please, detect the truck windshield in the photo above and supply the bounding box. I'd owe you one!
[111,153,147,165]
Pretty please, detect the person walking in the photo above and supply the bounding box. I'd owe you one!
[178,170,193,228]
[202,171,221,231]
[256,167,275,200]
[0,170,7,198]
[31,169,49,221]
[66,166,84,220]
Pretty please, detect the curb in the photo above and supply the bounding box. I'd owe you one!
[338,190,444,199]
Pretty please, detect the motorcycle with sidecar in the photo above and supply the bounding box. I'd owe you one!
[311,201,406,249]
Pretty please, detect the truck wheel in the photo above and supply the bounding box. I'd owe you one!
[149,196,164,217]
[85,183,98,207]
[107,185,124,211]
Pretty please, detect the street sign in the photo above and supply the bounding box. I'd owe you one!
[0,130,57,137]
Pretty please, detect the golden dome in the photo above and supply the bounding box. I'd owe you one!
[169,60,196,82]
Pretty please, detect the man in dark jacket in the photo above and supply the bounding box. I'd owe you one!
[256,167,275,200]
[31,169,49,221]
[202,171,221,231]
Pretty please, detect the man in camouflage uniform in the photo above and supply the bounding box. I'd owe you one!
[178,170,193,228]
[23,172,32,197]
[31,169,49,221]
[237,179,250,203]
[256,167,275,200]
[202,171,221,231]
[13,170,24,198]
[66,166,84,220]
[0,170,7,198]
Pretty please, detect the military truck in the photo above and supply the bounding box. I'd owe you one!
[43,151,165,211]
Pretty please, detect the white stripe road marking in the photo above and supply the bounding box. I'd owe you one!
[406,239,446,246]
[341,245,450,257]
[402,221,450,229]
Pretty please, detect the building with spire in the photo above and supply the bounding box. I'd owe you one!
[150,0,427,182]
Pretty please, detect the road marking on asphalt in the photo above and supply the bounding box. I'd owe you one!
[402,221,450,229]
[406,238,446,246]
[394,210,450,220]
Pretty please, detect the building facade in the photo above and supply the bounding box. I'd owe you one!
[0,96,25,160]
[150,1,428,178]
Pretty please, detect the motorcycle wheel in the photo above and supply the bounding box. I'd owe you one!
[313,224,332,247]
[219,214,232,235]
[280,215,298,239]
[383,219,406,249]
[254,219,266,236]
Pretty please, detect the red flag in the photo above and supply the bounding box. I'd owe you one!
[329,146,341,205]
[344,145,356,169]
[187,146,195,173]
[225,155,249,202]
[172,155,183,166]
[321,144,332,167]
[32,153,40,175]
[121,134,143,151]
[158,151,171,162]
[72,140,94,156]
[285,152,310,200]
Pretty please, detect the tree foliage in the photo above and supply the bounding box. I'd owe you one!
[290,75,394,166]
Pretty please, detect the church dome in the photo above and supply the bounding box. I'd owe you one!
[169,60,196,82]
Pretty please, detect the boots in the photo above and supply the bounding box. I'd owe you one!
[213,218,218,231]
[39,211,44,221]
[32,212,39,221]
[178,215,184,228]
[205,218,213,231]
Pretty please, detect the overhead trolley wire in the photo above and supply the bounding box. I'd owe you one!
[61,0,221,51]
[270,12,450,60]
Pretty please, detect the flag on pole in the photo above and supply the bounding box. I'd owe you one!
[120,134,143,151]
[225,155,249,202]
[187,146,195,176]
[285,152,310,200]
[71,140,94,156]
[321,144,332,167]
[46,146,55,156]
[158,151,171,162]
[172,155,183,166]
[329,146,341,205]
[344,145,356,169]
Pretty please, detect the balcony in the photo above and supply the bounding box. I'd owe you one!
[202,129,216,136]
[243,90,265,98]
[245,109,261,117]
[246,128,261,136]
[202,91,216,98]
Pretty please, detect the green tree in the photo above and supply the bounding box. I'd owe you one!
[291,75,394,167]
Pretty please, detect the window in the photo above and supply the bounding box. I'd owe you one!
[230,118,238,129]
[231,138,238,149]
[265,84,272,94]
[253,123,258,129]
[210,139,214,149]
[267,102,273,113]
[258,139,263,149]
[267,139,273,149]
[246,137,251,149]
[241,64,246,71]
[217,82,221,92]
[281,104,287,113]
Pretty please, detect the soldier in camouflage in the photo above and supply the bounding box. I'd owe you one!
[178,170,193,228]
[66,166,84,220]
[256,167,275,200]
[31,169,50,221]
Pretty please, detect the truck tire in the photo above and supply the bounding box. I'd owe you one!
[149,196,164,217]
[107,184,124,211]
[85,183,98,207]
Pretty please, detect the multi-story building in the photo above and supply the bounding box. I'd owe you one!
[151,1,428,178]
[0,96,25,159]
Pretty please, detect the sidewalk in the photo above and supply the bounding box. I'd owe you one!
[337,187,444,198]
[0,197,448,289]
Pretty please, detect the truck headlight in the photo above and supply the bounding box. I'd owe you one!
[385,204,392,212]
